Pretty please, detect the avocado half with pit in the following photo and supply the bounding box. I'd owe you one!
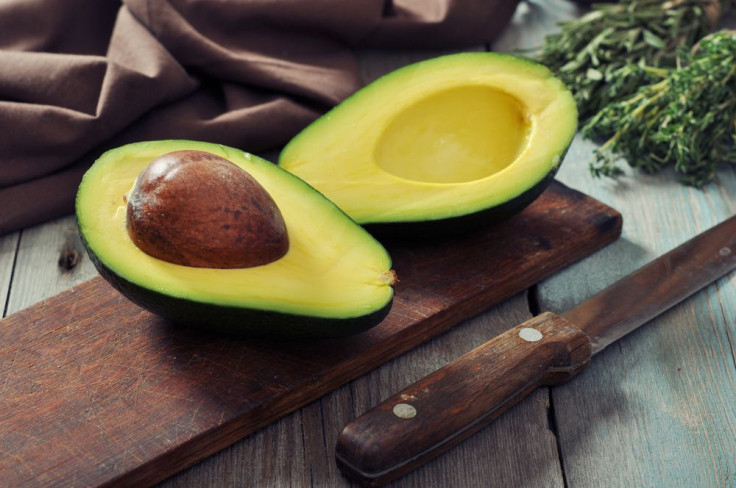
[278,52,577,233]
[76,140,395,338]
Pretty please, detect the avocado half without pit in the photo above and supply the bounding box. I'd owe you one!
[278,52,578,234]
[76,140,396,338]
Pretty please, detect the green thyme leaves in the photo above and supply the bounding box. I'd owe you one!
[537,0,716,121]
[583,31,736,186]
[537,0,735,186]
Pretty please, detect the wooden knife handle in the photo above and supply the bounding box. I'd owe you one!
[335,312,592,486]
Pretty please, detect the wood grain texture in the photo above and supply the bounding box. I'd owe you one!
[0,230,18,314]
[0,182,620,488]
[6,215,98,314]
[163,296,565,488]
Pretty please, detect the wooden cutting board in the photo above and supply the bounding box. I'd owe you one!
[0,181,621,487]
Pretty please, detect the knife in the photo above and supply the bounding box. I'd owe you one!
[335,215,736,486]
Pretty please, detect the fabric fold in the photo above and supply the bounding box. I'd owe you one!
[0,0,521,235]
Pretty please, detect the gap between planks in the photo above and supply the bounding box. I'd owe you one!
[1,231,22,319]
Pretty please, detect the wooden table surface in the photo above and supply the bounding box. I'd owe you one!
[2,1,734,486]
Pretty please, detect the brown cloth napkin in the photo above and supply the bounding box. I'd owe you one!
[0,0,521,235]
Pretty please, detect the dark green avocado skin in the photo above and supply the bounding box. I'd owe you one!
[364,160,561,239]
[83,240,392,340]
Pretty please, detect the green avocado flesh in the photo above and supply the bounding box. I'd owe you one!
[76,140,395,338]
[279,52,577,232]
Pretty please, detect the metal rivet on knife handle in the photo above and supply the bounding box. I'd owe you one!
[392,403,417,419]
[518,327,543,342]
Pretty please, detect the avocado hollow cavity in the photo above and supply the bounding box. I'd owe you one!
[76,140,395,338]
[375,86,530,184]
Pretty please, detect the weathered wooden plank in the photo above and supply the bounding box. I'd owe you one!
[0,231,19,317]
[5,215,97,315]
[539,135,736,487]
[492,0,579,55]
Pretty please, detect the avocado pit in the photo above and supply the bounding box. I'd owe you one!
[126,150,289,268]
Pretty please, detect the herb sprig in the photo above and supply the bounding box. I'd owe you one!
[537,0,722,121]
[581,30,736,186]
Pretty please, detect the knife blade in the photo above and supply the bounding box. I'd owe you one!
[335,215,736,487]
